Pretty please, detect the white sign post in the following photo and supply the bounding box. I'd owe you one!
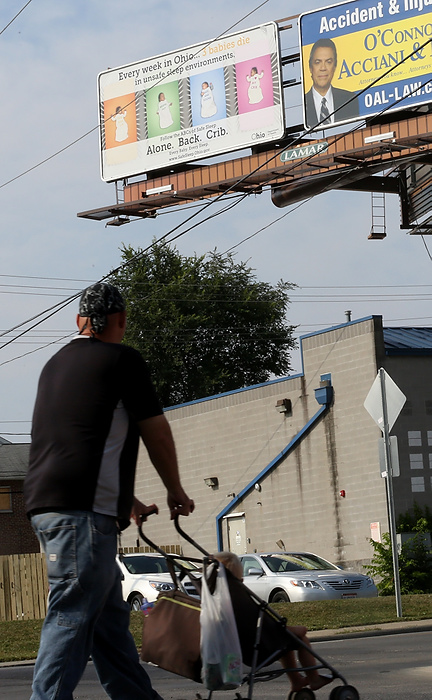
[364,368,406,617]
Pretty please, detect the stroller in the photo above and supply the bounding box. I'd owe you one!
[138,517,360,700]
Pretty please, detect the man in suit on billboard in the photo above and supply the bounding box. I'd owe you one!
[305,38,359,129]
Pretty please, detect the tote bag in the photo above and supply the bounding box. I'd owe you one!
[141,588,202,682]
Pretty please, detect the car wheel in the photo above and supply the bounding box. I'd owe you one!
[270,589,290,603]
[129,593,144,611]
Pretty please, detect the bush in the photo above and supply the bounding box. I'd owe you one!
[366,525,432,595]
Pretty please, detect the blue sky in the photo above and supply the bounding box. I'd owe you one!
[1,0,432,443]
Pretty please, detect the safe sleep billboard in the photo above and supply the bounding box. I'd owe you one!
[300,0,432,130]
[98,22,284,182]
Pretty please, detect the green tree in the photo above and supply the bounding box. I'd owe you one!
[110,241,297,406]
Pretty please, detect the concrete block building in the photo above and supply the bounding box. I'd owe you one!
[129,315,432,572]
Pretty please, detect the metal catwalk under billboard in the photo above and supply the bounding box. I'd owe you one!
[98,22,284,182]
[300,0,432,130]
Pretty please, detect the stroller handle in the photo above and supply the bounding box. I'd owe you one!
[137,520,165,554]
[174,514,209,556]
[137,513,206,564]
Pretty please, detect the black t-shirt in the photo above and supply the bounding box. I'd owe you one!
[24,337,163,529]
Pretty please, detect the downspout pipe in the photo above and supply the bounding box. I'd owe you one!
[216,383,333,550]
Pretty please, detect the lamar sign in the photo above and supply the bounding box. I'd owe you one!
[280,141,328,162]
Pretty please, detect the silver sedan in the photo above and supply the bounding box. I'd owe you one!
[239,552,378,603]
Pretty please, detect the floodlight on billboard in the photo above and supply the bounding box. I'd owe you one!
[98,22,284,182]
[300,0,432,130]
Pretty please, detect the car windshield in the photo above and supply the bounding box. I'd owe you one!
[261,553,339,572]
[120,555,198,575]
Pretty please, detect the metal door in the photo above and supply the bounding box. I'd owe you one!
[226,514,246,554]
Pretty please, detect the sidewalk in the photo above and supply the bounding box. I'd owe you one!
[309,617,432,641]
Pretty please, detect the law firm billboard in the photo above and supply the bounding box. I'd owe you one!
[98,23,284,182]
[300,0,432,130]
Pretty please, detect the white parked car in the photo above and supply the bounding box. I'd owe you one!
[117,552,199,610]
[239,552,378,603]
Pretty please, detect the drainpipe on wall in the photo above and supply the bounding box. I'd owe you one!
[216,377,334,550]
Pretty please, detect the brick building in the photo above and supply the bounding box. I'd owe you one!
[127,315,432,572]
[0,440,39,555]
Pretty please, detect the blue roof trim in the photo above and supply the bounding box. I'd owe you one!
[163,317,432,412]
[299,315,375,341]
[163,372,304,411]
[215,402,328,549]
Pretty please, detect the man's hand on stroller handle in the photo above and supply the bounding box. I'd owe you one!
[167,487,195,519]
[131,497,159,524]
[131,491,194,524]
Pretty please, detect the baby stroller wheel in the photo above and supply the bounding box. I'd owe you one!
[329,685,360,700]
[288,689,316,700]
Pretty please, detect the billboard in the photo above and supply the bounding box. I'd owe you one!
[98,22,284,182]
[300,0,432,130]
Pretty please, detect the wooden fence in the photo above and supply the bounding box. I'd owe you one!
[0,545,181,621]
[0,553,48,621]
[119,544,182,555]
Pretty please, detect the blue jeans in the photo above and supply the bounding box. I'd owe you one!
[31,510,163,700]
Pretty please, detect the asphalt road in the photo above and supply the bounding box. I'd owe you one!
[2,629,431,700]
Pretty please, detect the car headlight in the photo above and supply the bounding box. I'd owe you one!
[366,577,375,587]
[289,579,324,590]
[149,581,176,592]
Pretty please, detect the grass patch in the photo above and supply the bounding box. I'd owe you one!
[0,619,45,662]
[1,595,431,663]
[270,594,432,630]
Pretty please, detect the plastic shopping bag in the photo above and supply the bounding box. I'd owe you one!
[200,562,242,690]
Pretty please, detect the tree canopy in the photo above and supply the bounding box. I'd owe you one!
[110,241,297,406]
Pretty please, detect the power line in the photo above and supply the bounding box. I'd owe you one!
[0,283,85,291]
[0,125,102,191]
[0,0,33,37]
[0,0,270,192]
[3,273,432,291]
[0,4,278,359]
[5,15,430,235]
[6,284,432,298]
[421,235,432,261]
[0,274,95,282]
[3,292,432,301]
[2,28,432,364]
[3,12,432,431]
[0,2,412,200]
[2,4,429,207]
